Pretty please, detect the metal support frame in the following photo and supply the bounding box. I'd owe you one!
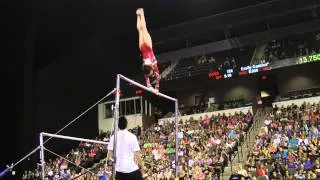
[10,74,178,180]
[112,74,121,179]
[112,74,179,178]
[39,132,108,180]
[174,100,179,177]
[39,133,45,180]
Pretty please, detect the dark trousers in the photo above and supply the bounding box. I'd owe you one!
[116,169,144,180]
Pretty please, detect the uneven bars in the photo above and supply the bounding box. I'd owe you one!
[119,74,179,177]
[6,88,116,171]
[0,165,13,178]
[41,132,108,145]
[119,74,177,102]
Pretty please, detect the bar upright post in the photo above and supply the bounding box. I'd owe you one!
[112,74,121,179]
[174,100,179,178]
[39,133,45,180]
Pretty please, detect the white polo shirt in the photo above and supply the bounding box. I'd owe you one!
[107,129,140,173]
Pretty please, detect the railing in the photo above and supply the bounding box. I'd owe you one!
[223,107,266,178]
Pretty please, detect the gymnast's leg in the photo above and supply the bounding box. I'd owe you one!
[136,8,160,92]
[136,8,152,49]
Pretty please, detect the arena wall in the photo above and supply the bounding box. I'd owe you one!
[272,96,320,108]
[277,63,320,97]
[158,106,252,125]
[176,77,257,106]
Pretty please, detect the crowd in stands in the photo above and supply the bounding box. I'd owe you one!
[166,48,251,80]
[22,137,109,180]
[178,103,207,116]
[21,108,252,180]
[162,32,320,81]
[20,96,320,179]
[216,57,237,74]
[197,54,216,65]
[140,110,253,179]
[232,101,320,179]
[21,127,145,180]
[262,32,320,63]
[210,99,247,112]
[158,62,171,73]
[177,98,246,116]
[275,87,320,102]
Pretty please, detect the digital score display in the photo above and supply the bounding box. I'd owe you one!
[208,69,234,80]
[299,53,320,64]
[208,62,269,80]
[239,62,270,76]
[208,53,320,81]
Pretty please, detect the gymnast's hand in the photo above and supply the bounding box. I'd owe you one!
[155,84,159,94]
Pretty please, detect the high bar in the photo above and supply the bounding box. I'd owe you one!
[41,132,108,145]
[118,74,177,102]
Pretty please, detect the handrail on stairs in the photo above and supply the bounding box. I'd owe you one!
[225,107,266,177]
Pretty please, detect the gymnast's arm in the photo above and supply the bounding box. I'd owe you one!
[145,74,152,88]
[154,65,160,90]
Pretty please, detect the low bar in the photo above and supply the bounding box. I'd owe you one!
[41,132,108,145]
[119,74,177,102]
[0,165,12,178]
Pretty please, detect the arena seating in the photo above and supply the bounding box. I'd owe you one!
[141,108,253,179]
[177,98,247,116]
[21,106,253,179]
[166,47,253,80]
[20,30,320,178]
[22,136,109,179]
[21,94,320,179]
[164,32,320,81]
[158,61,171,74]
[274,87,320,102]
[261,32,320,63]
[231,99,320,179]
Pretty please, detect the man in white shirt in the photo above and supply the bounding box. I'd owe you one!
[107,116,145,179]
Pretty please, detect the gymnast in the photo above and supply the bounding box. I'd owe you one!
[136,8,160,92]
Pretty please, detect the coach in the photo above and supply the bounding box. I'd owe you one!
[107,116,145,180]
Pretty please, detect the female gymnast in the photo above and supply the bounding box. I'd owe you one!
[136,8,160,92]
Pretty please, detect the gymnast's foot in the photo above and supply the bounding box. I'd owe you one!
[136,8,143,16]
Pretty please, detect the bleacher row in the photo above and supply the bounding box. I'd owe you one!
[157,32,320,81]
[141,106,253,179]
[165,48,253,80]
[21,94,320,179]
[230,96,320,179]
[262,32,320,63]
[21,105,253,180]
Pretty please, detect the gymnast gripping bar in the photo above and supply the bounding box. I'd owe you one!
[41,132,108,145]
[118,74,177,102]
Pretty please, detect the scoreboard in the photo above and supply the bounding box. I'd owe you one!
[239,62,270,75]
[208,69,234,80]
[208,62,269,80]
[207,53,320,81]
[299,53,320,64]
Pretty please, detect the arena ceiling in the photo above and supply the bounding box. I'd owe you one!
[4,0,277,70]
[3,0,319,71]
